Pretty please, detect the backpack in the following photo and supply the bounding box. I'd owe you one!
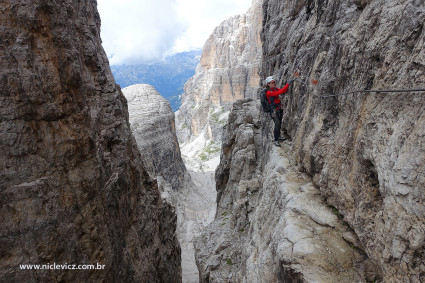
[259,88,274,113]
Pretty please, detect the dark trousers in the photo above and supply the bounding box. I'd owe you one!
[272,109,283,141]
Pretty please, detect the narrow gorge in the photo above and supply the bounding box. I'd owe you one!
[122,84,216,282]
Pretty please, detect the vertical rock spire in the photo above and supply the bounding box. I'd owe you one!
[176,0,263,147]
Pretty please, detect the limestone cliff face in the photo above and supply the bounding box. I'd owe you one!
[123,84,186,190]
[261,0,425,281]
[0,1,180,282]
[176,0,263,147]
[195,0,424,281]
[194,100,380,282]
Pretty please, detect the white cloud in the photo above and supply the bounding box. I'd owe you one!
[97,0,252,65]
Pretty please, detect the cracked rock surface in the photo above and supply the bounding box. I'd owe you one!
[123,84,186,190]
[194,99,380,282]
[262,0,425,281]
[0,1,181,282]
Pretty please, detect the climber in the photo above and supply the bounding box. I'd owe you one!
[264,76,292,147]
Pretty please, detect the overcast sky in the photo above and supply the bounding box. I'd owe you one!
[97,0,252,65]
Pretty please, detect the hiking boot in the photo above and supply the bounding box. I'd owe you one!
[273,140,281,147]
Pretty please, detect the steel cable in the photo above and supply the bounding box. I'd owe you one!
[291,77,425,98]
[317,88,425,98]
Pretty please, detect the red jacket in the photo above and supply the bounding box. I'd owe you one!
[266,84,289,109]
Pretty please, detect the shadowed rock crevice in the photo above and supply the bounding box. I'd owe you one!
[277,260,304,283]
[363,159,380,189]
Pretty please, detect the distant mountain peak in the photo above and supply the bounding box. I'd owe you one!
[111,49,202,111]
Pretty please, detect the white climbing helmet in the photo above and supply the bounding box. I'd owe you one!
[265,76,276,84]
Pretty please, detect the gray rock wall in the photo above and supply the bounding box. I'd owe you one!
[0,1,181,282]
[194,100,380,282]
[194,0,424,282]
[261,0,424,281]
[123,84,186,190]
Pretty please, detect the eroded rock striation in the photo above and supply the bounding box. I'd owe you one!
[194,100,380,282]
[261,0,425,281]
[123,84,186,190]
[0,1,181,282]
[195,0,424,282]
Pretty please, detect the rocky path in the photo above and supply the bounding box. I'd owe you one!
[158,166,216,283]
[172,150,218,283]
[180,169,216,283]
[241,141,379,282]
[193,100,380,282]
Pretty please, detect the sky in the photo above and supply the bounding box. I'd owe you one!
[97,0,252,65]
